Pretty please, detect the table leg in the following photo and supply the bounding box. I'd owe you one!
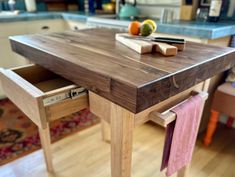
[110,103,135,177]
[101,119,110,142]
[38,123,54,172]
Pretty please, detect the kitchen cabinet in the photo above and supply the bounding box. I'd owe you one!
[0,19,67,69]
[65,20,89,31]
[0,22,28,69]
[0,38,28,69]
[0,22,29,97]
[27,19,66,34]
[0,22,27,38]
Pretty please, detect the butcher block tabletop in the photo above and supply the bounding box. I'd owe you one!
[10,28,235,113]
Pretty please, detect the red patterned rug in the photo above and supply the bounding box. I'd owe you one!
[0,98,100,166]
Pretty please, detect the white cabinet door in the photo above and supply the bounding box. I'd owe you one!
[0,37,30,97]
[0,21,28,68]
[0,38,29,69]
[26,19,66,34]
[0,22,27,38]
[0,22,29,98]
[0,19,66,68]
[65,20,89,31]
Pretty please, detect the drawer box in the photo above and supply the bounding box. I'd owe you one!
[0,64,88,128]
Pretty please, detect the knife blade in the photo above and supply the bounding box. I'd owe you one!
[122,36,186,45]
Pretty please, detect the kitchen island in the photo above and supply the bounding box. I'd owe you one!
[3,28,235,177]
[86,16,235,131]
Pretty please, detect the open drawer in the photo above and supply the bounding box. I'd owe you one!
[0,64,88,129]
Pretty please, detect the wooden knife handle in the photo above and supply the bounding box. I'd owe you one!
[152,42,178,56]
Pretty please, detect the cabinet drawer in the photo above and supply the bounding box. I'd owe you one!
[0,64,88,128]
[0,22,27,38]
[66,20,88,31]
[27,20,65,34]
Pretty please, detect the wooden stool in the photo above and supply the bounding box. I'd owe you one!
[0,65,89,172]
[203,82,235,146]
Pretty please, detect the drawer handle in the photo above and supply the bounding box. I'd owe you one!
[149,91,208,127]
[41,26,50,30]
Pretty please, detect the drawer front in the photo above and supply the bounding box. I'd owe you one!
[0,67,46,128]
[0,22,27,38]
[45,93,88,121]
[42,86,89,121]
[0,65,88,128]
[66,20,88,31]
[27,20,65,34]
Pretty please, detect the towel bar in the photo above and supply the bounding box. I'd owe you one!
[149,91,208,127]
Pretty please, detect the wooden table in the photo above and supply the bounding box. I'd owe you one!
[9,28,235,177]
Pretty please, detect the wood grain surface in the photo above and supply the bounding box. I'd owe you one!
[10,28,235,113]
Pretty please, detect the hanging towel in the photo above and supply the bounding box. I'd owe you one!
[161,95,204,176]
[232,82,235,87]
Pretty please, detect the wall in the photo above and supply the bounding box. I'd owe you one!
[125,0,181,19]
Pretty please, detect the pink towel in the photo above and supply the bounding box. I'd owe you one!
[160,95,203,176]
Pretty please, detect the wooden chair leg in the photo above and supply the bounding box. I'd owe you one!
[101,119,110,142]
[203,109,220,146]
[110,103,135,177]
[38,123,54,172]
[226,117,234,128]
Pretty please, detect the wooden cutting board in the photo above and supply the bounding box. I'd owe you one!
[115,33,179,56]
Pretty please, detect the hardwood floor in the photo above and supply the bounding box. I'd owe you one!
[0,122,234,177]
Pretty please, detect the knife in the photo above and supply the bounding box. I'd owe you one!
[121,35,186,51]
[122,36,186,44]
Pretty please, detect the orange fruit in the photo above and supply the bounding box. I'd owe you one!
[128,21,141,35]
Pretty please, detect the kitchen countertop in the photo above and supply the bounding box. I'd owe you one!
[87,16,235,39]
[9,28,235,113]
[1,11,235,39]
[0,11,92,23]
[157,20,235,39]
